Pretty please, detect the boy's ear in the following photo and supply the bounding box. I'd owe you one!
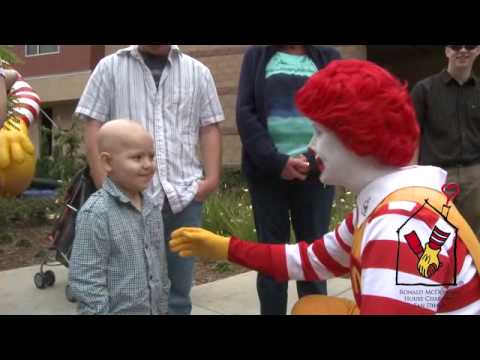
[99,152,113,173]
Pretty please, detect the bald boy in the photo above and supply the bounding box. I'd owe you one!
[96,120,155,210]
[69,119,170,315]
[97,119,150,155]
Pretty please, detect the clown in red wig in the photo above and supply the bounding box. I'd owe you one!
[169,60,480,315]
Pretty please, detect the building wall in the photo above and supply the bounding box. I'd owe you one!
[27,71,92,103]
[26,45,367,166]
[11,45,104,77]
[366,46,444,88]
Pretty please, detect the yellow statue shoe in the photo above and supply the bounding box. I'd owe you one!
[0,117,36,197]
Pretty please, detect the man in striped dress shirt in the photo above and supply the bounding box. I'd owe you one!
[75,45,224,315]
[170,60,480,315]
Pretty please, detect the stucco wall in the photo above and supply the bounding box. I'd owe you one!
[31,45,368,166]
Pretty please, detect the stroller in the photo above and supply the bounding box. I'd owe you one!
[33,166,96,302]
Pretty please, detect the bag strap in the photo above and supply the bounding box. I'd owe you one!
[352,187,480,274]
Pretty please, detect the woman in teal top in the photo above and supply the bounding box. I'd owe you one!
[236,45,341,315]
[266,49,318,157]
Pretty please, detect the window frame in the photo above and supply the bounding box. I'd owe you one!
[25,45,61,57]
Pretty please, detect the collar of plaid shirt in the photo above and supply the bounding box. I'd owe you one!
[102,177,155,216]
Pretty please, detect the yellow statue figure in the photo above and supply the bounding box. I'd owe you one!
[0,65,40,197]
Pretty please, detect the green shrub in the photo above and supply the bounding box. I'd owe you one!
[214,262,232,273]
[0,232,14,245]
[35,249,48,258]
[218,169,247,194]
[330,189,356,230]
[0,196,60,228]
[16,238,32,248]
[0,45,22,65]
[203,172,356,243]
[36,122,86,186]
[203,189,257,241]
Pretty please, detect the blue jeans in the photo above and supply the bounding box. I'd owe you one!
[163,199,203,315]
[248,176,335,315]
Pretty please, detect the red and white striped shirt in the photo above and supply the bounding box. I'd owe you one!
[228,166,480,315]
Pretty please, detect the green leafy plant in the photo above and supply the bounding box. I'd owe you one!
[34,249,49,258]
[16,238,32,248]
[0,196,60,228]
[203,171,356,245]
[214,262,232,273]
[36,122,86,187]
[1,45,23,122]
[203,169,257,241]
[330,188,356,230]
[0,233,14,245]
[0,45,22,65]
[203,189,257,241]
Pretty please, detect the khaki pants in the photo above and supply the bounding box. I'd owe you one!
[291,295,359,315]
[446,163,480,239]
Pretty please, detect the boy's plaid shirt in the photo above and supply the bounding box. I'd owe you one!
[69,177,170,315]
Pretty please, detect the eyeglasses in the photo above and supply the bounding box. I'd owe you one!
[448,45,478,51]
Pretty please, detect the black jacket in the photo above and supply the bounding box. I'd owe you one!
[236,45,342,180]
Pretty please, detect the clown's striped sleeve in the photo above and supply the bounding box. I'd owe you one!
[8,72,41,126]
[228,212,354,282]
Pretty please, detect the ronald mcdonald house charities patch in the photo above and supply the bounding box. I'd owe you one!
[395,199,458,287]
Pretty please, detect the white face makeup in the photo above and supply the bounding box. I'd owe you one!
[310,124,355,187]
[310,123,398,194]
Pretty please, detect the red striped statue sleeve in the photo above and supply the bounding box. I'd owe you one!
[8,71,41,126]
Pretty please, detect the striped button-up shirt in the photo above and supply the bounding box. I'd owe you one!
[75,45,225,213]
[69,178,170,315]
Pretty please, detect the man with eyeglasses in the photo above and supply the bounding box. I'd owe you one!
[411,45,480,238]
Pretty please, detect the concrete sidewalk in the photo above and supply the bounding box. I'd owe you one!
[0,265,353,315]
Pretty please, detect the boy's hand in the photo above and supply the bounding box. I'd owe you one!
[170,227,230,260]
[0,117,35,169]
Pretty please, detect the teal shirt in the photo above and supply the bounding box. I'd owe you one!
[265,52,317,156]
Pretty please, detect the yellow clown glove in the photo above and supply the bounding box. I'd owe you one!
[417,244,441,278]
[0,117,36,197]
[0,117,35,169]
[170,227,230,261]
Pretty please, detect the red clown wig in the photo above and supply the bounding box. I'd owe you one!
[296,59,419,167]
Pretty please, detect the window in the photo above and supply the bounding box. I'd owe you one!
[25,45,60,57]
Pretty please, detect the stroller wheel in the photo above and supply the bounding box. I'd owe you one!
[34,272,46,289]
[65,284,76,303]
[44,270,56,287]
